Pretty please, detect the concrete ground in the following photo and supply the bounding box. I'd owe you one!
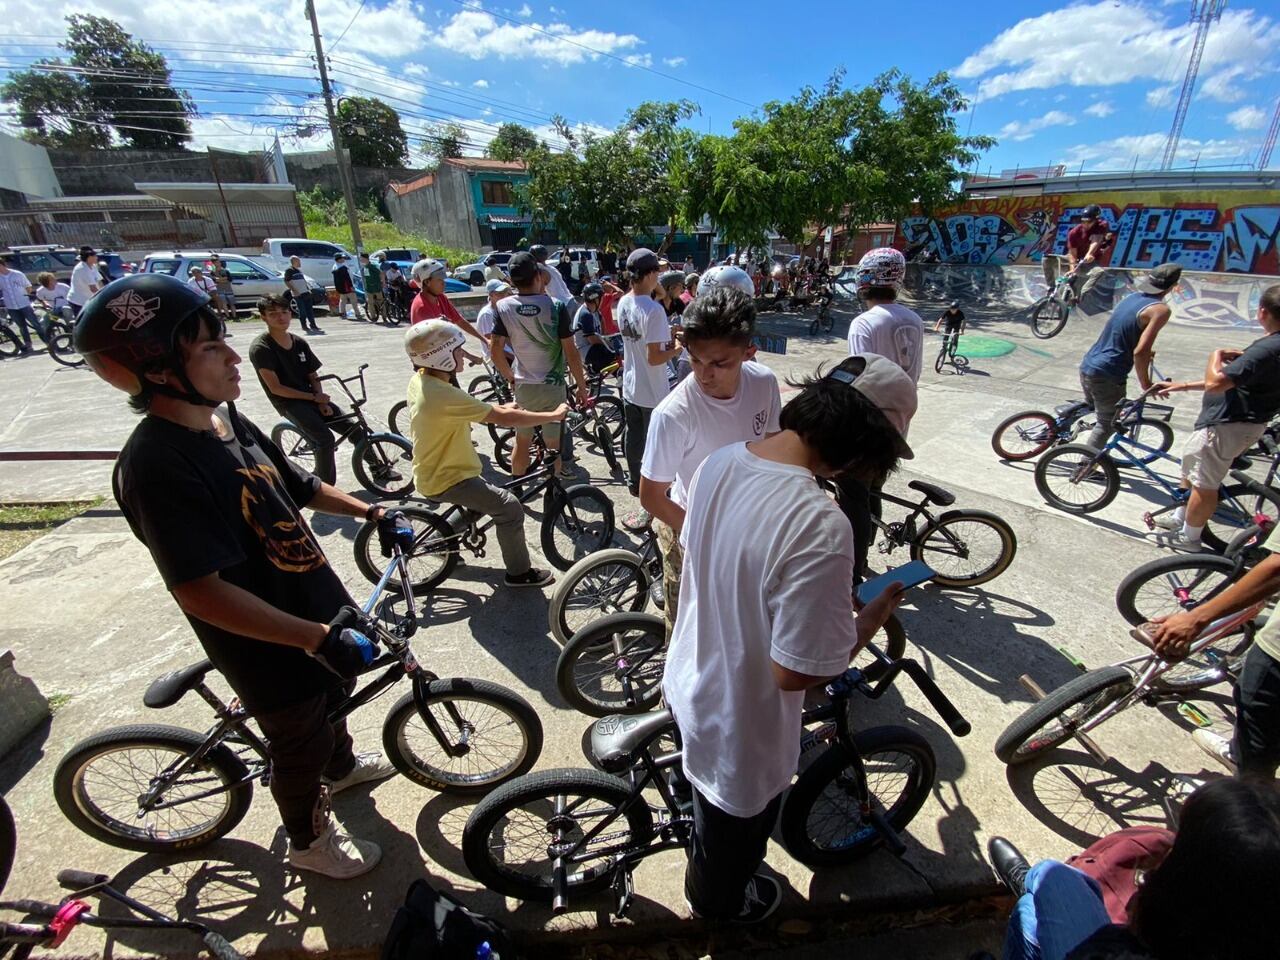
[0,294,1264,958]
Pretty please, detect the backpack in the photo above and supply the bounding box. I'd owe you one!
[382,879,517,960]
[1065,826,1175,924]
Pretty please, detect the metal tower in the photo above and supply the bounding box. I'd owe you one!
[1161,0,1226,170]
[1259,98,1280,170]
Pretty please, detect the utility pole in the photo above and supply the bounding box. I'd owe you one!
[305,0,363,255]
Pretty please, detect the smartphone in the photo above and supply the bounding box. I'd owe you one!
[856,560,935,607]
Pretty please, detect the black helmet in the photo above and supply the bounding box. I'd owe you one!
[529,244,549,262]
[74,273,222,404]
[1082,204,1102,220]
[582,282,603,299]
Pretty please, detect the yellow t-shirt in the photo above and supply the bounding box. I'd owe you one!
[407,371,492,498]
[1256,525,1280,662]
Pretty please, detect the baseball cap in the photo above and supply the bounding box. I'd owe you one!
[508,251,539,285]
[830,355,918,459]
[627,247,660,276]
[334,253,347,261]
[1136,262,1182,296]
[485,278,512,295]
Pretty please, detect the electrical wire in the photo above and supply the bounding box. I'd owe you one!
[327,0,366,54]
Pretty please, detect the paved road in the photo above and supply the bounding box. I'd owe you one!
[0,298,1265,957]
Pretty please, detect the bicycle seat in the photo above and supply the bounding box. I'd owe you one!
[143,660,214,709]
[907,480,955,507]
[1054,400,1092,419]
[589,709,675,773]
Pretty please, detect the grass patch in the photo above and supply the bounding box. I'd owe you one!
[0,498,103,561]
[47,693,72,713]
[305,220,480,269]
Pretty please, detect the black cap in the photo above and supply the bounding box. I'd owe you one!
[1137,262,1182,295]
[529,244,549,262]
[508,251,539,285]
[627,247,660,276]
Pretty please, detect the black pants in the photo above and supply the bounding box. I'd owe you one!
[685,783,782,918]
[1079,372,1127,451]
[623,401,653,496]
[833,474,882,585]
[584,343,618,374]
[1234,645,1280,781]
[254,683,356,848]
[280,400,365,485]
[293,292,318,330]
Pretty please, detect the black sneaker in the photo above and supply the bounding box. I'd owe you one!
[504,568,554,588]
[312,327,325,334]
[987,837,1030,897]
[687,874,782,923]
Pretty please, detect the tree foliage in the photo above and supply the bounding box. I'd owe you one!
[0,15,194,148]
[485,123,540,162]
[422,122,467,164]
[337,96,408,167]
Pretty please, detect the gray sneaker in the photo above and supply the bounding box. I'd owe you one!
[325,752,397,794]
[1192,729,1237,773]
[1155,529,1204,553]
[288,822,382,879]
[1152,513,1183,531]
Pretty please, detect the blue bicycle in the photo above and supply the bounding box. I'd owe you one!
[1033,385,1280,554]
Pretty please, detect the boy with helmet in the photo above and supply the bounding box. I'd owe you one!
[408,259,483,343]
[75,274,413,880]
[697,265,755,300]
[1065,204,1115,304]
[574,282,617,374]
[403,318,565,587]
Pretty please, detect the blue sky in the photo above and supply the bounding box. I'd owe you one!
[2,0,1278,174]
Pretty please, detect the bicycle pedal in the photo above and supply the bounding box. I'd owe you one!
[1057,646,1087,672]
[1141,512,1155,530]
[611,865,635,917]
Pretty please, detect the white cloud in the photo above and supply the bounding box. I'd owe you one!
[516,3,532,14]
[1063,132,1251,170]
[402,63,431,78]
[1084,101,1115,118]
[662,56,686,68]
[472,78,490,88]
[955,3,1280,102]
[622,53,652,68]
[431,9,643,65]
[1198,65,1250,103]
[998,109,1076,142]
[1227,105,1268,131]
[1146,85,1176,108]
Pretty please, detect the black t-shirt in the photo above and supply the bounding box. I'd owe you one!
[1195,331,1280,429]
[249,332,321,414]
[332,264,354,293]
[113,412,352,714]
[941,309,965,331]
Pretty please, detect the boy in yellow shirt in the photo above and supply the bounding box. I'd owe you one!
[404,319,565,587]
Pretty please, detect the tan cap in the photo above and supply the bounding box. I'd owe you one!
[832,355,918,459]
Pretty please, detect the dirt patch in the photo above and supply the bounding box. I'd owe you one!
[0,499,102,561]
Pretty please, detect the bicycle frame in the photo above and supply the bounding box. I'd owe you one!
[869,490,937,551]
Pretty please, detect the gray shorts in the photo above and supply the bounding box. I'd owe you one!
[514,381,564,440]
[1181,422,1268,490]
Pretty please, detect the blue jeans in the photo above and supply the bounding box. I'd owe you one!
[8,306,48,349]
[1003,861,1111,960]
[293,292,318,329]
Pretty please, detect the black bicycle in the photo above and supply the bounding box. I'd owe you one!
[546,524,663,645]
[271,364,414,499]
[52,543,543,853]
[462,639,968,915]
[490,370,625,472]
[933,330,969,375]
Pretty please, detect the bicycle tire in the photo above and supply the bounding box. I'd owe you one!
[596,423,620,471]
[541,484,615,571]
[0,326,20,359]
[462,766,655,902]
[468,374,497,399]
[991,411,1058,461]
[53,724,253,852]
[382,678,543,794]
[1030,298,1068,339]
[780,726,936,867]
[591,395,625,440]
[555,612,667,716]
[994,665,1133,765]
[0,795,14,896]
[494,432,515,473]
[352,433,415,499]
[547,548,650,645]
[46,322,85,368]
[910,510,1017,587]
[1126,418,1175,465]
[270,421,317,476]
[353,505,458,591]
[1203,482,1280,555]
[1115,553,1241,626]
[934,346,946,375]
[1034,444,1120,514]
[388,400,408,437]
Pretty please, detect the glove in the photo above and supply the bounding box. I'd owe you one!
[377,509,415,558]
[313,609,378,678]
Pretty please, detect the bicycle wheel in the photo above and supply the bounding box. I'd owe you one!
[352,433,415,499]
[991,411,1057,461]
[1033,444,1120,514]
[1126,418,1175,465]
[46,322,85,368]
[541,484,615,571]
[934,346,947,375]
[548,548,650,644]
[270,421,317,476]
[1203,483,1280,554]
[53,724,254,853]
[0,795,14,896]
[462,767,654,902]
[952,354,970,373]
[1115,553,1240,626]
[591,395,625,440]
[388,400,408,437]
[1030,298,1068,339]
[555,612,666,716]
[0,326,20,359]
[994,665,1133,765]
[353,505,458,591]
[383,678,543,794]
[468,374,499,400]
[595,423,619,471]
[910,510,1017,587]
[780,726,935,867]
[1154,628,1255,693]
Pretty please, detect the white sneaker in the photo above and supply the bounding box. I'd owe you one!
[288,822,382,879]
[1155,529,1204,553]
[325,752,397,795]
[1192,729,1238,773]
[1152,513,1183,531]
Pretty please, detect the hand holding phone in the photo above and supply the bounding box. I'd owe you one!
[856,560,935,607]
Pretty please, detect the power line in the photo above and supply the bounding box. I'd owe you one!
[328,0,366,53]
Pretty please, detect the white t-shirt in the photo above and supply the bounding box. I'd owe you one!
[617,292,671,408]
[475,303,496,360]
[663,442,859,818]
[641,361,781,508]
[34,282,72,311]
[848,302,924,384]
[187,275,217,297]
[539,262,573,302]
[0,270,32,308]
[69,261,99,306]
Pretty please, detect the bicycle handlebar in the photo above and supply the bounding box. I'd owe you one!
[828,645,970,738]
[56,870,108,891]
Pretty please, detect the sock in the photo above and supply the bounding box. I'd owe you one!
[1173,505,1187,523]
[1182,522,1204,542]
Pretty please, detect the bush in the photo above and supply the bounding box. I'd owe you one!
[304,220,479,268]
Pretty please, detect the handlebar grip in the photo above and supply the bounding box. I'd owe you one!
[902,662,971,737]
[0,899,61,918]
[56,870,109,891]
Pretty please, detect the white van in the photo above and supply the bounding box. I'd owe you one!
[259,238,354,291]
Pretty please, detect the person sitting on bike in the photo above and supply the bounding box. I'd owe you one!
[403,319,564,588]
[573,282,618,374]
[33,271,75,322]
[1074,263,1178,451]
[360,253,385,323]
[1154,284,1280,551]
[662,354,910,923]
[935,301,966,340]
[0,256,49,353]
[384,260,410,316]
[248,295,386,487]
[74,273,410,879]
[408,258,483,343]
[1065,204,1114,305]
[639,284,780,641]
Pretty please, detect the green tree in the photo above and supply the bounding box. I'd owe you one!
[0,65,110,147]
[422,121,467,164]
[485,122,539,162]
[337,96,408,167]
[623,100,699,252]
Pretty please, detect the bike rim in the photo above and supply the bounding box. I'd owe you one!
[551,498,610,566]
[1013,685,1128,760]
[363,440,412,493]
[483,791,636,887]
[400,524,454,586]
[562,563,648,637]
[917,520,1006,582]
[281,431,317,473]
[1042,451,1110,507]
[571,629,666,710]
[1129,566,1234,623]
[998,416,1055,458]
[397,694,531,787]
[803,749,921,853]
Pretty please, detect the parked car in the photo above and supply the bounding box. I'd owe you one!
[371,247,422,268]
[141,251,328,315]
[258,238,354,291]
[452,251,513,286]
[1,245,128,285]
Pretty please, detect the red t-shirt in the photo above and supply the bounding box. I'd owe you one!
[600,291,620,335]
[410,290,465,326]
[1067,221,1113,260]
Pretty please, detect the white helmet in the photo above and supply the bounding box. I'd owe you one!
[698,264,754,298]
[404,319,465,372]
[411,258,447,284]
[855,247,906,290]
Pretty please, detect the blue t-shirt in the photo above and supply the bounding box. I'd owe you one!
[1080,292,1160,380]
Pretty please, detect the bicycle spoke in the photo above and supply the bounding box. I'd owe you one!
[397,696,529,787]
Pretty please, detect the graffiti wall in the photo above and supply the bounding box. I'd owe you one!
[900,190,1280,275]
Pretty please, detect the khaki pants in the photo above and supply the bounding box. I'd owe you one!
[338,291,363,320]
[655,519,682,642]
